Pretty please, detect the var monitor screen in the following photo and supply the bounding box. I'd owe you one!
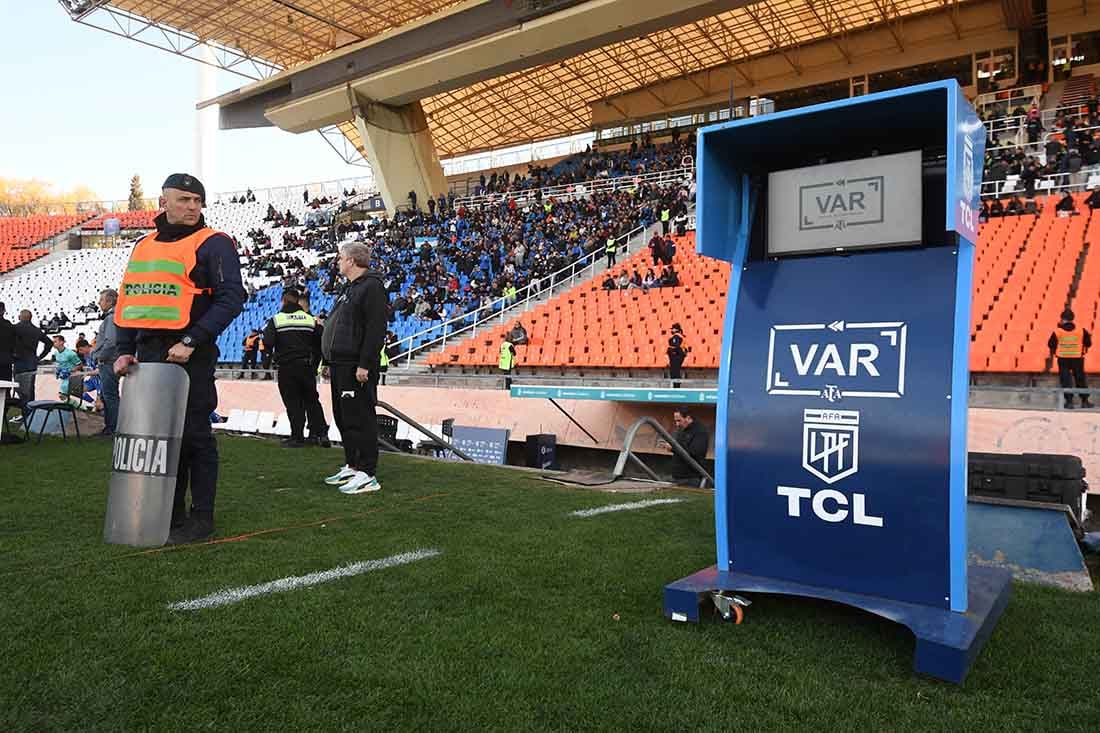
[767,150,922,256]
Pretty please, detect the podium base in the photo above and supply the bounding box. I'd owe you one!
[663,564,1012,684]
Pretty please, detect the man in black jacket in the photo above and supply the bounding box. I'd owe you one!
[263,287,329,448]
[113,174,246,544]
[0,302,14,382]
[321,242,388,494]
[11,309,52,421]
[669,407,710,484]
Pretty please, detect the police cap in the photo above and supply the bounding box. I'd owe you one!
[162,173,206,204]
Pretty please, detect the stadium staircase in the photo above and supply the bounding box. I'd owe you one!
[1059,74,1095,108]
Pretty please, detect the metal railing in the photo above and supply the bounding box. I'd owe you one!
[388,215,664,367]
[612,417,713,489]
[452,165,694,209]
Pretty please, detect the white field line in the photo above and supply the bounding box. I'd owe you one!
[570,498,684,518]
[167,549,442,611]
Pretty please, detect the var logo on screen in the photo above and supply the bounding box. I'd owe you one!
[800,177,883,231]
[766,320,907,401]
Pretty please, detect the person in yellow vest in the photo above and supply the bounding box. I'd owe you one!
[605,236,617,268]
[1048,309,1093,409]
[498,338,517,390]
[262,287,329,448]
[113,173,246,545]
[660,206,671,235]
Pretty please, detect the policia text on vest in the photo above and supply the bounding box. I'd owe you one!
[263,293,329,445]
[113,177,246,547]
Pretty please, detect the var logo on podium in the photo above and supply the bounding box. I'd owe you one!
[766,320,907,401]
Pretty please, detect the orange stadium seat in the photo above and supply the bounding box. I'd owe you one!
[0,214,92,274]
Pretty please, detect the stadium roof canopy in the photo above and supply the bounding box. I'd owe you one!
[67,0,961,158]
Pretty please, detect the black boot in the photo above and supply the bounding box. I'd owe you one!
[304,435,331,448]
[281,437,306,448]
[166,511,215,545]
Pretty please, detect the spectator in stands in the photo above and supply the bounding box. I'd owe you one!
[601,273,616,291]
[617,271,630,290]
[662,235,676,265]
[1006,194,1024,215]
[629,269,644,290]
[979,200,991,223]
[90,289,119,437]
[0,302,13,384]
[989,198,1005,217]
[246,189,256,202]
[113,172,247,545]
[262,287,329,449]
[507,321,529,346]
[661,264,680,288]
[668,406,709,484]
[321,241,386,494]
[1020,160,1039,198]
[1056,191,1078,215]
[674,209,688,236]
[1085,187,1100,209]
[667,322,688,388]
[1026,113,1043,144]
[648,233,665,266]
[1048,309,1093,409]
[642,268,658,292]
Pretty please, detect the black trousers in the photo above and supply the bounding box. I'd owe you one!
[605,250,616,268]
[662,219,670,235]
[242,350,258,369]
[669,355,684,387]
[277,361,327,440]
[136,340,219,517]
[1057,357,1090,404]
[330,364,379,474]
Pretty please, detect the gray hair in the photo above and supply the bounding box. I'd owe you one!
[340,242,372,268]
[100,288,118,305]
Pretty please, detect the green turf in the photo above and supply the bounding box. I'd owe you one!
[1,436,1098,731]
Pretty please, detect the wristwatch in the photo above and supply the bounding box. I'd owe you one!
[181,335,196,348]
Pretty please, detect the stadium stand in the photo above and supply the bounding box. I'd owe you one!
[82,210,160,230]
[427,232,726,371]
[0,214,90,274]
[1060,74,1095,108]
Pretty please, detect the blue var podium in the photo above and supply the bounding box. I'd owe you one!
[663,81,1012,684]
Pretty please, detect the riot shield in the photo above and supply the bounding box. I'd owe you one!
[103,362,190,547]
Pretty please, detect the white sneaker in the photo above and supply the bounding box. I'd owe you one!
[339,472,381,494]
[8,415,22,424]
[324,465,357,485]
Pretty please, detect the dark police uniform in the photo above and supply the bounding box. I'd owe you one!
[321,270,387,477]
[115,174,245,543]
[263,299,328,444]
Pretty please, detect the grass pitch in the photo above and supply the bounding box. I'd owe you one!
[1,436,1098,731]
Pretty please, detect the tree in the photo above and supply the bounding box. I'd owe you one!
[0,177,99,216]
[128,175,145,211]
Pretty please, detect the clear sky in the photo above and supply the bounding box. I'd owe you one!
[0,1,371,202]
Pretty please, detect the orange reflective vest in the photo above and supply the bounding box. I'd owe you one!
[114,228,219,330]
[1056,332,1083,358]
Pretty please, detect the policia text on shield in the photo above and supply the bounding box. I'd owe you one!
[109,174,246,546]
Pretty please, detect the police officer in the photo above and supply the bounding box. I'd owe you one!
[1048,309,1093,408]
[263,287,329,448]
[321,242,387,495]
[667,322,688,388]
[113,173,246,545]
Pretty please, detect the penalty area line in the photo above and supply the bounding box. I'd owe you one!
[570,498,684,518]
[167,548,442,611]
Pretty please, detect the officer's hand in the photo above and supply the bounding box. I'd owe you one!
[167,343,195,364]
[355,367,370,383]
[321,366,331,379]
[114,355,138,376]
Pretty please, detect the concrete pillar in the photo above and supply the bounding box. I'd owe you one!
[195,44,218,190]
[353,100,446,214]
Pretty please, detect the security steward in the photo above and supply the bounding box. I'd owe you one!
[667,322,689,388]
[263,287,329,448]
[320,242,388,494]
[113,174,246,545]
[498,337,517,390]
[1048,309,1093,408]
